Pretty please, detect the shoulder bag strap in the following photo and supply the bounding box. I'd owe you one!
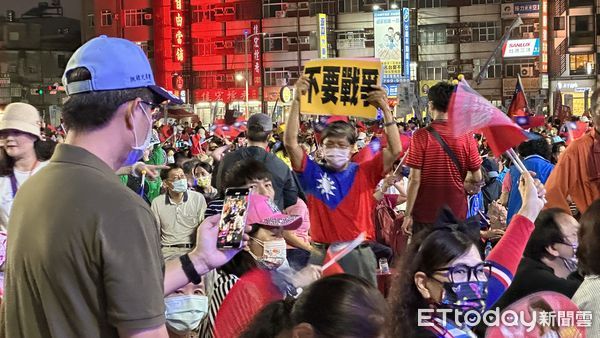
[425,126,464,174]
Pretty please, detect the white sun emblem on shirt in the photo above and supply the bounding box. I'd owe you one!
[316,172,337,200]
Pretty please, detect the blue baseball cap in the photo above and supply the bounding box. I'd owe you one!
[62,35,183,105]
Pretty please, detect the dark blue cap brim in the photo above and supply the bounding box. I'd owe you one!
[148,85,184,105]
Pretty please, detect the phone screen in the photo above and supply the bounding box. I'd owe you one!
[217,188,250,249]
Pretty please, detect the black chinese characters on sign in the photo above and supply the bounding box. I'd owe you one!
[304,66,379,107]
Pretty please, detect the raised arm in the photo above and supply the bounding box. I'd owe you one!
[485,171,546,306]
[366,86,402,173]
[285,77,309,171]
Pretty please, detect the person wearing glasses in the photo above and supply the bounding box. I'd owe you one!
[491,209,581,312]
[387,171,546,338]
[2,36,251,338]
[285,77,402,287]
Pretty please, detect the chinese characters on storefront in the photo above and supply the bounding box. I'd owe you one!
[251,22,262,87]
[172,0,185,64]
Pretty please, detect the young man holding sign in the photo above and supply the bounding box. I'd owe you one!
[284,76,402,286]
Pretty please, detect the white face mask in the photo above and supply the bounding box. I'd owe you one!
[323,147,350,170]
[165,294,208,334]
[250,237,287,270]
[124,103,153,166]
[171,179,188,193]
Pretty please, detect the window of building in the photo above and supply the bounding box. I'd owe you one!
[510,23,536,38]
[337,31,367,49]
[263,33,287,52]
[570,54,594,75]
[309,0,336,16]
[136,41,153,59]
[471,0,499,4]
[87,13,94,28]
[570,16,593,33]
[101,10,112,26]
[474,59,501,78]
[124,9,144,27]
[504,59,536,77]
[264,67,299,86]
[57,54,68,68]
[419,26,447,45]
[471,21,500,42]
[554,17,565,30]
[418,0,447,8]
[418,61,447,80]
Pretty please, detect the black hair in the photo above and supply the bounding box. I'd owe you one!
[159,163,183,181]
[247,125,271,143]
[517,133,552,161]
[62,67,156,132]
[195,161,213,175]
[321,121,357,145]
[577,199,600,276]
[523,209,568,261]
[181,158,201,175]
[388,226,479,338]
[0,139,49,177]
[427,82,455,113]
[222,159,273,195]
[241,274,387,338]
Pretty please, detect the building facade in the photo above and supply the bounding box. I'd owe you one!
[548,0,597,116]
[0,3,80,121]
[82,0,598,120]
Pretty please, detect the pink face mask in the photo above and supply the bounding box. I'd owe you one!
[323,147,350,170]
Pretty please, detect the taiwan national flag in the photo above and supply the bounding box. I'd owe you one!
[507,75,528,118]
[448,80,528,157]
[322,232,366,277]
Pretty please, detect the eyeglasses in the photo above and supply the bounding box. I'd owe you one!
[560,238,578,252]
[433,262,492,283]
[141,100,162,121]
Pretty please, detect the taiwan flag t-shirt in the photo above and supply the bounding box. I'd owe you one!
[294,152,384,243]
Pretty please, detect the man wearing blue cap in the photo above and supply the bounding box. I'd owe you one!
[0,36,249,338]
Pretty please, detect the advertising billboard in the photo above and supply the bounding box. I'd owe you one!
[503,39,540,58]
[501,2,540,19]
[318,14,327,59]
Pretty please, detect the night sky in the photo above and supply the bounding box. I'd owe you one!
[1,0,82,21]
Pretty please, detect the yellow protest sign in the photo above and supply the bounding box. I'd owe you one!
[300,58,382,119]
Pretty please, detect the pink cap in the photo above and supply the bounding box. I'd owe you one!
[246,194,302,230]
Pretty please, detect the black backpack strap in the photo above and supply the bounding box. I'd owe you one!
[425,126,463,174]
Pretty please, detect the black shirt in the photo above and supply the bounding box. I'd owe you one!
[215,146,301,210]
[492,256,582,310]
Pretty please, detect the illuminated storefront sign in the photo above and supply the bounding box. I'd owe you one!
[402,8,410,79]
[540,0,548,73]
[318,13,327,59]
[251,22,262,86]
[172,0,185,64]
[503,39,540,58]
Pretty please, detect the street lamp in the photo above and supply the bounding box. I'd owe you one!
[235,73,244,82]
[243,31,266,116]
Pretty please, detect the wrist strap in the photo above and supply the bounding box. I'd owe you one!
[179,254,202,285]
[384,121,396,127]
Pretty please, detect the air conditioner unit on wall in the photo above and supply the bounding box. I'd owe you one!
[276,78,287,86]
[298,36,309,44]
[533,23,540,31]
[144,13,152,20]
[520,67,534,77]
[447,66,457,73]
[275,10,286,18]
[523,32,534,39]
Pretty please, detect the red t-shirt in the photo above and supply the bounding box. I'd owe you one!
[294,152,384,243]
[406,121,482,223]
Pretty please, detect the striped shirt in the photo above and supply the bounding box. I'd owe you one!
[572,275,600,337]
[406,121,482,223]
[204,199,224,218]
[198,272,239,338]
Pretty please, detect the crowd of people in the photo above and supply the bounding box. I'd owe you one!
[1,35,600,338]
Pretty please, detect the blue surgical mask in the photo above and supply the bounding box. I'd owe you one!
[172,179,188,193]
[124,103,153,166]
[165,295,208,334]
